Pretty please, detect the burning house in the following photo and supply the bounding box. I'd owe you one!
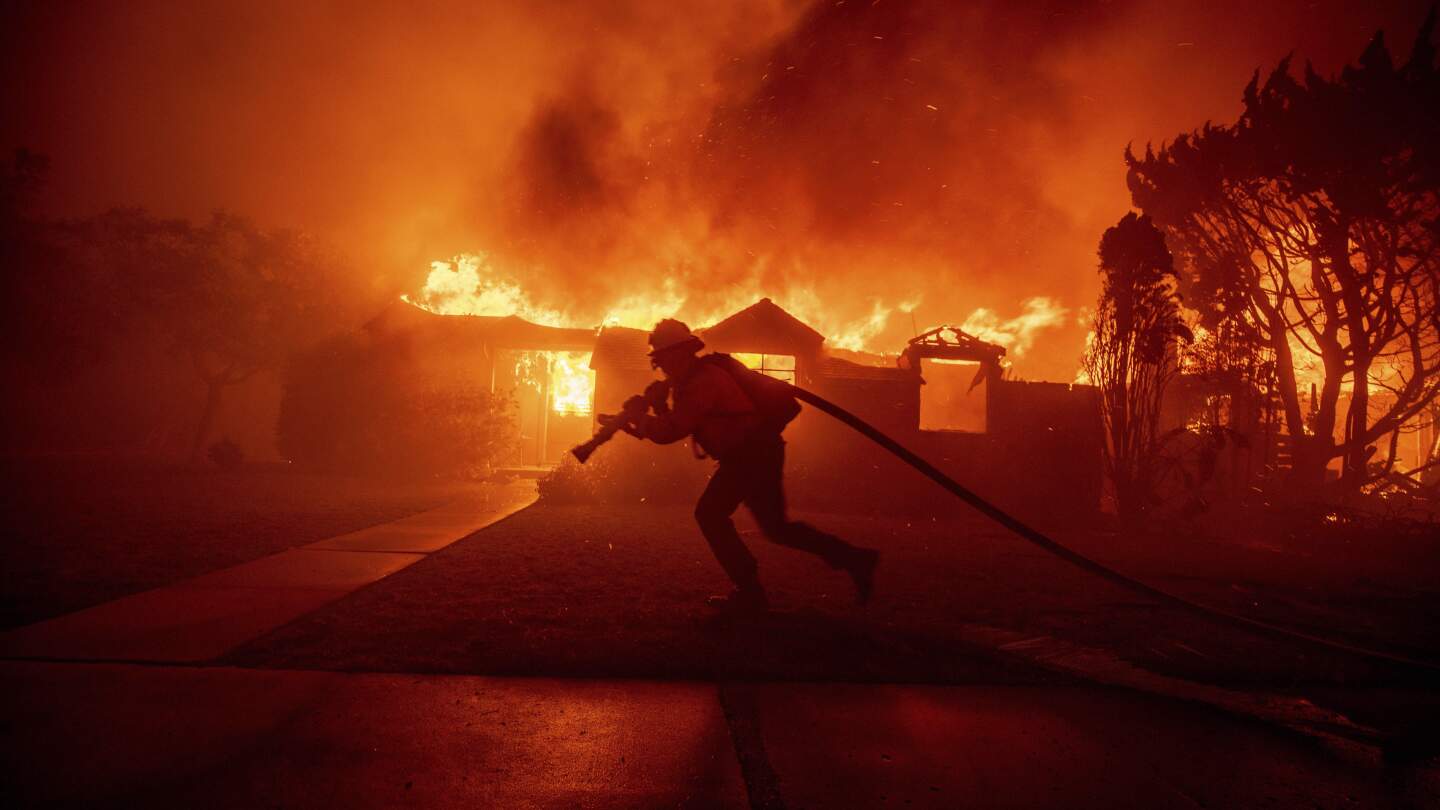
[363,301,598,467]
[373,296,1101,516]
[590,298,823,412]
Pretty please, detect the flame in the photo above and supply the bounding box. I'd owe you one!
[959,297,1068,357]
[601,281,688,329]
[404,253,567,325]
[405,252,688,331]
[510,349,596,415]
[732,352,796,381]
[783,294,922,352]
[405,251,1063,362]
[550,351,595,414]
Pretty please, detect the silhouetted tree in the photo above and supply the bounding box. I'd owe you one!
[1422,401,1440,487]
[1127,13,1440,491]
[0,148,48,220]
[1178,319,1272,427]
[103,211,342,464]
[1,151,132,383]
[1083,213,1189,518]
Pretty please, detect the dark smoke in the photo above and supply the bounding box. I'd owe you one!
[4,0,1434,379]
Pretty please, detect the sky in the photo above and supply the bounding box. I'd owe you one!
[4,0,1434,380]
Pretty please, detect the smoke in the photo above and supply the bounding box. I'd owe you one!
[472,1,1118,355]
[4,0,1433,379]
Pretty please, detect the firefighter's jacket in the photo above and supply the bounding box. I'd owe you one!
[637,361,763,460]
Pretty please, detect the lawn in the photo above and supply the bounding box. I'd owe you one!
[224,497,1440,690]
[0,460,482,629]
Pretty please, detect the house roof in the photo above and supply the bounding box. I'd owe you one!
[592,299,829,372]
[815,356,912,382]
[364,301,596,352]
[590,325,652,371]
[592,327,912,382]
[902,325,1005,364]
[480,315,597,351]
[698,298,825,355]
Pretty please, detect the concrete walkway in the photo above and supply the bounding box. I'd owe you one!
[3,661,1429,809]
[0,480,538,663]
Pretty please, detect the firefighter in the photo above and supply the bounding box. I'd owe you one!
[610,318,880,615]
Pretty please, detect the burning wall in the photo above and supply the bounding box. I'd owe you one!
[377,291,1099,515]
[585,297,1101,515]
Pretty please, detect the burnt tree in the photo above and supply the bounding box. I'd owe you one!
[1127,14,1440,490]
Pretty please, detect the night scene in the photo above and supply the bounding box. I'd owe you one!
[2,2,1438,808]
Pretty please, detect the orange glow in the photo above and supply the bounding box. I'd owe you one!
[959,298,1068,358]
[733,352,797,383]
[550,352,595,415]
[403,254,567,326]
[510,349,596,416]
[13,3,1421,387]
[404,253,1062,358]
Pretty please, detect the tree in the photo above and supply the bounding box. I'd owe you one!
[1,151,135,387]
[1083,213,1190,518]
[1127,13,1440,490]
[103,210,342,464]
[0,148,48,221]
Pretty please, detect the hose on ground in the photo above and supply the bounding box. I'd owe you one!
[790,385,1440,675]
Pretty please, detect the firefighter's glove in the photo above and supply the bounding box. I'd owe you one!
[599,411,642,437]
[622,395,648,416]
[642,380,670,410]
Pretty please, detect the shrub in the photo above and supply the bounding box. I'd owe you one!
[388,382,515,480]
[277,335,515,479]
[538,441,707,506]
[537,454,603,504]
[207,438,245,471]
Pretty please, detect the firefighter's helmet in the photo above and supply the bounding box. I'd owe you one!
[647,318,704,357]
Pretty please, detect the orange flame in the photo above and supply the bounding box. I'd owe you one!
[405,252,1066,361]
[403,253,567,325]
[959,297,1068,357]
[550,351,595,415]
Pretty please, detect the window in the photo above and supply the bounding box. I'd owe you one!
[919,359,987,432]
[548,351,595,415]
[733,352,796,384]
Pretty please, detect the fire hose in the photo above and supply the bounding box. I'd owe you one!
[574,383,1440,674]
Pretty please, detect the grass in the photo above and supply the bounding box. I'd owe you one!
[0,460,480,629]
[223,498,1440,689]
[9,461,1437,746]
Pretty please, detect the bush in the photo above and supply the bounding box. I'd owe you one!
[537,455,603,504]
[207,438,245,471]
[389,383,514,480]
[538,440,707,506]
[277,335,515,479]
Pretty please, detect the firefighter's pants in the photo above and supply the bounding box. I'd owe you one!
[694,436,859,590]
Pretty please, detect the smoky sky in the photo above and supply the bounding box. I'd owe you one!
[4,0,1433,379]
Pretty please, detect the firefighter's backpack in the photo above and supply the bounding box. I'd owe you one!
[699,353,802,432]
